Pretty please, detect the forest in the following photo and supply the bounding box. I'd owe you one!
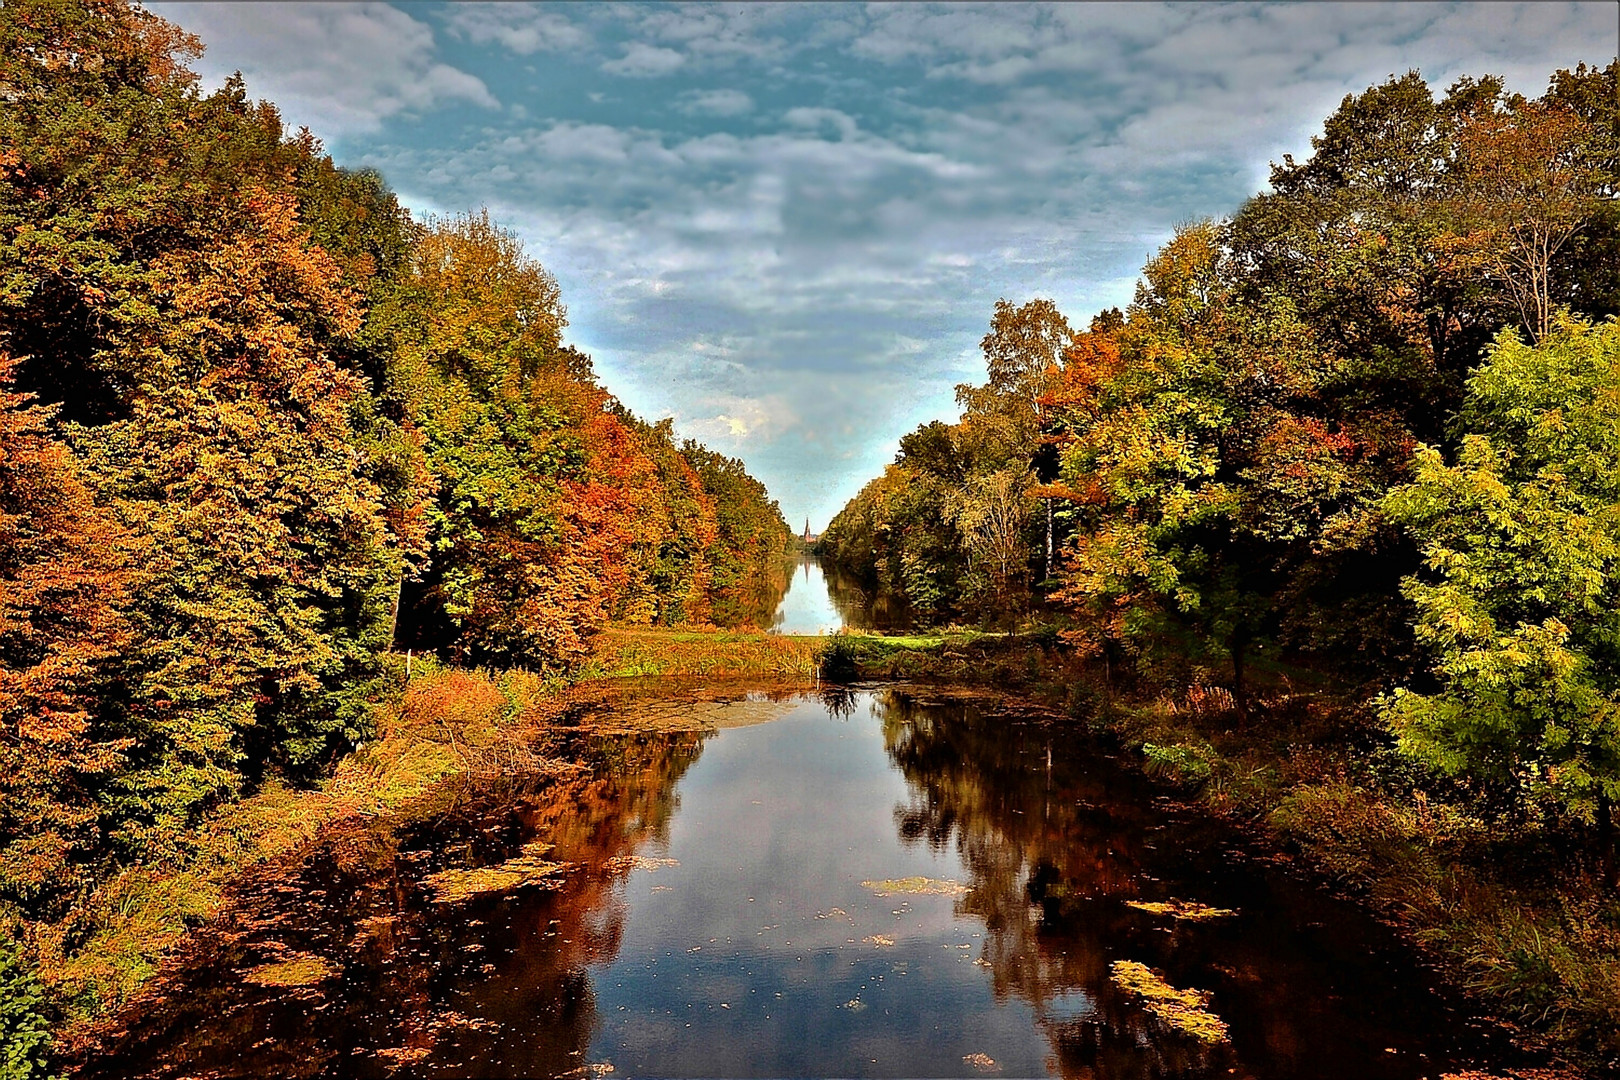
[4,0,1620,1075]
[0,0,791,1056]
[823,59,1620,845]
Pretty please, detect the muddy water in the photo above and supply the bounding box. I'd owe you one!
[82,689,1530,1079]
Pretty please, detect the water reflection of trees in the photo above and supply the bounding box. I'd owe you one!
[879,690,1519,1080]
[822,559,915,631]
[81,731,707,1080]
[879,690,1237,1079]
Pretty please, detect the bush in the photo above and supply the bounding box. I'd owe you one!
[818,633,861,683]
[0,942,54,1080]
[1141,742,1214,786]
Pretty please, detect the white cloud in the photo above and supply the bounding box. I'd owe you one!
[603,42,687,77]
[445,4,590,54]
[155,2,497,138]
[172,0,1616,523]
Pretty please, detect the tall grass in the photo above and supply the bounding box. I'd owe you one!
[580,626,820,680]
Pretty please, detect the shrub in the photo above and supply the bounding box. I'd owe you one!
[0,942,54,1080]
[818,633,861,683]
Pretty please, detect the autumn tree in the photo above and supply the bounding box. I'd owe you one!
[1445,98,1604,342]
[0,357,135,912]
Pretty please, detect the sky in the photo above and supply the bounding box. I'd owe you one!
[152,2,1617,530]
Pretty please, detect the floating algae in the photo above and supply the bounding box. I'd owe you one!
[1126,900,1237,921]
[422,842,572,903]
[244,953,334,987]
[603,855,679,873]
[860,876,969,897]
[1109,960,1229,1044]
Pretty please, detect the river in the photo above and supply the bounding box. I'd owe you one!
[82,677,1535,1079]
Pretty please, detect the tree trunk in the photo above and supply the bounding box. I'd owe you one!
[1044,498,1053,587]
[1230,626,1251,725]
[388,569,404,651]
[1599,791,1616,889]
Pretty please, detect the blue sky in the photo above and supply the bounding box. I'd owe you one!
[154,2,1616,529]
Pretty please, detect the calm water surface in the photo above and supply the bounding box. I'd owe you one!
[772,556,913,634]
[84,689,1529,1079]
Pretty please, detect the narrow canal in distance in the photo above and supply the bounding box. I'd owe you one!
[771,555,913,635]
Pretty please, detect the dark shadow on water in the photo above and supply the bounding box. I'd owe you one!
[77,730,706,1079]
[874,691,1529,1079]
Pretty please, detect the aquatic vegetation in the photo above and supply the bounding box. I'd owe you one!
[962,1052,999,1072]
[562,1065,616,1078]
[864,935,896,947]
[860,877,969,897]
[243,954,334,987]
[375,1045,431,1068]
[818,633,862,682]
[1109,960,1229,1044]
[602,856,679,874]
[1141,743,1214,785]
[1126,900,1237,921]
[422,845,573,904]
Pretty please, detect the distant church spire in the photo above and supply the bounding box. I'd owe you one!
[803,517,812,543]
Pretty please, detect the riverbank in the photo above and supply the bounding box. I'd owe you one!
[35,627,823,1050]
[826,630,1620,1075]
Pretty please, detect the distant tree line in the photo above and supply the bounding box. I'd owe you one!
[0,0,791,932]
[821,63,1620,832]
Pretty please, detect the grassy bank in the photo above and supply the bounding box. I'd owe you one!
[38,625,821,1044]
[827,631,1620,1074]
[581,625,821,679]
[31,658,579,1032]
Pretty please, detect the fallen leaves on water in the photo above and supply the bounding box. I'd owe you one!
[864,934,896,947]
[603,855,679,873]
[244,953,334,987]
[816,907,850,920]
[860,876,968,897]
[422,843,572,903]
[1126,900,1237,921]
[963,1052,999,1073]
[375,1045,430,1068]
[1109,960,1229,1044]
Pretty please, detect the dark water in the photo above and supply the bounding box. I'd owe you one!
[772,556,913,634]
[81,689,1531,1079]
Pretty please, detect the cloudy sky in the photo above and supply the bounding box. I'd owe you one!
[153,2,1615,529]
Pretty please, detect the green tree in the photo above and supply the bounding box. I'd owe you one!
[1383,317,1620,844]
